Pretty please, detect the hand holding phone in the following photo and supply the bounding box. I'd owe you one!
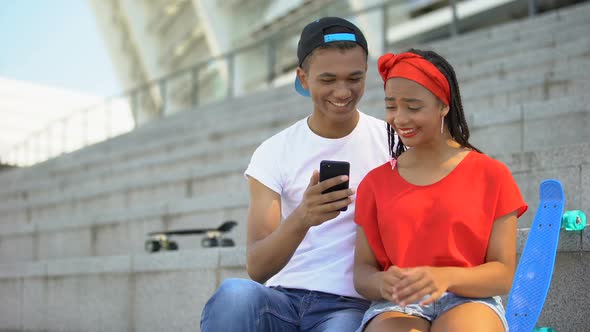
[319,160,351,211]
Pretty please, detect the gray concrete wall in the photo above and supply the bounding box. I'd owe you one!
[0,248,248,332]
[0,234,588,332]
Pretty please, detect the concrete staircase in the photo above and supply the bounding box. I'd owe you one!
[0,2,589,331]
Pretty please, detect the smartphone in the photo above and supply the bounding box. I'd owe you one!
[319,160,350,211]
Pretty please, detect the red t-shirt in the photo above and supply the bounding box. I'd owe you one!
[355,151,527,271]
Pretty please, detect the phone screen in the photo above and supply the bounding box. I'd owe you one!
[319,160,350,211]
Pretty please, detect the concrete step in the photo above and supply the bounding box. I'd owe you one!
[0,92,307,198]
[4,100,315,204]
[362,58,590,108]
[0,242,588,331]
[470,96,590,155]
[45,50,587,184]
[50,88,298,169]
[21,90,590,210]
[1,142,588,263]
[455,36,590,83]
[0,155,251,224]
[372,36,590,91]
[459,59,590,99]
[2,44,586,195]
[0,106,305,209]
[3,55,588,202]
[423,1,590,64]
[435,20,590,67]
[0,94,588,221]
[492,142,590,229]
[0,191,249,263]
[18,134,262,203]
[0,248,249,332]
[0,85,298,186]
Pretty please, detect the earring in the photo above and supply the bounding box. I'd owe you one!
[440,116,445,134]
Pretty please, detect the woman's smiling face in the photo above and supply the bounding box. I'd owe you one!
[385,77,449,147]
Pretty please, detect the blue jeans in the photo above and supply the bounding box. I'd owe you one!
[201,278,370,332]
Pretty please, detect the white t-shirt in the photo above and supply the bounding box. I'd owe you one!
[244,111,390,298]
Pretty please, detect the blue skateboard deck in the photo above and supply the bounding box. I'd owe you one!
[506,179,565,332]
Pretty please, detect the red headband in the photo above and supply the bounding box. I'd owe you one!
[377,52,450,106]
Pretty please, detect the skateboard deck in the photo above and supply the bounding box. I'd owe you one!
[147,220,237,237]
[506,179,565,332]
[145,220,237,252]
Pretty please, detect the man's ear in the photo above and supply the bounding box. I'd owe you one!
[296,67,309,90]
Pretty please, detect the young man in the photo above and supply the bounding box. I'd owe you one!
[200,17,391,332]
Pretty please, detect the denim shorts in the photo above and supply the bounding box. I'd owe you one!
[357,292,508,331]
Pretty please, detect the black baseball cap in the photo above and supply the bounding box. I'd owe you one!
[295,17,368,97]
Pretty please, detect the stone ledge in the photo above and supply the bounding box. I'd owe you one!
[0,247,240,279]
[2,236,588,280]
[0,192,249,236]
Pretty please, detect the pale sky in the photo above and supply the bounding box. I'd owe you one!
[0,1,131,165]
[0,0,120,97]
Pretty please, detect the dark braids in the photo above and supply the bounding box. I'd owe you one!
[387,122,400,158]
[388,48,481,159]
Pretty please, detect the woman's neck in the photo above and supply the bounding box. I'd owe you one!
[402,137,464,167]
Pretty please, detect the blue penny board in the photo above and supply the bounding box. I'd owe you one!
[506,179,565,332]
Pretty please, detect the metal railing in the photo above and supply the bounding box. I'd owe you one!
[1,0,540,167]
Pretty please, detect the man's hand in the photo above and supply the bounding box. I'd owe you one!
[293,170,355,229]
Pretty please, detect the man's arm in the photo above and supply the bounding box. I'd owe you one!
[246,171,353,284]
[245,176,307,283]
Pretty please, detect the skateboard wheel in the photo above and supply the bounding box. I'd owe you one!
[561,210,587,231]
[145,240,161,253]
[202,237,219,248]
[167,241,179,251]
[533,327,555,332]
[220,238,235,247]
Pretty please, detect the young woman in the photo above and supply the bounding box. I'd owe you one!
[353,49,527,332]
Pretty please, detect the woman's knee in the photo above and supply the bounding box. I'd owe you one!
[432,302,505,332]
[365,312,430,332]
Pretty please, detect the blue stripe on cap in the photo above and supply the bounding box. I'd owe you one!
[324,33,356,43]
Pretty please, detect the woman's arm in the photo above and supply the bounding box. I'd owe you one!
[392,211,518,305]
[354,227,405,302]
[444,210,518,297]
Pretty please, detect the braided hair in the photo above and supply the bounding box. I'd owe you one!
[387,48,481,159]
